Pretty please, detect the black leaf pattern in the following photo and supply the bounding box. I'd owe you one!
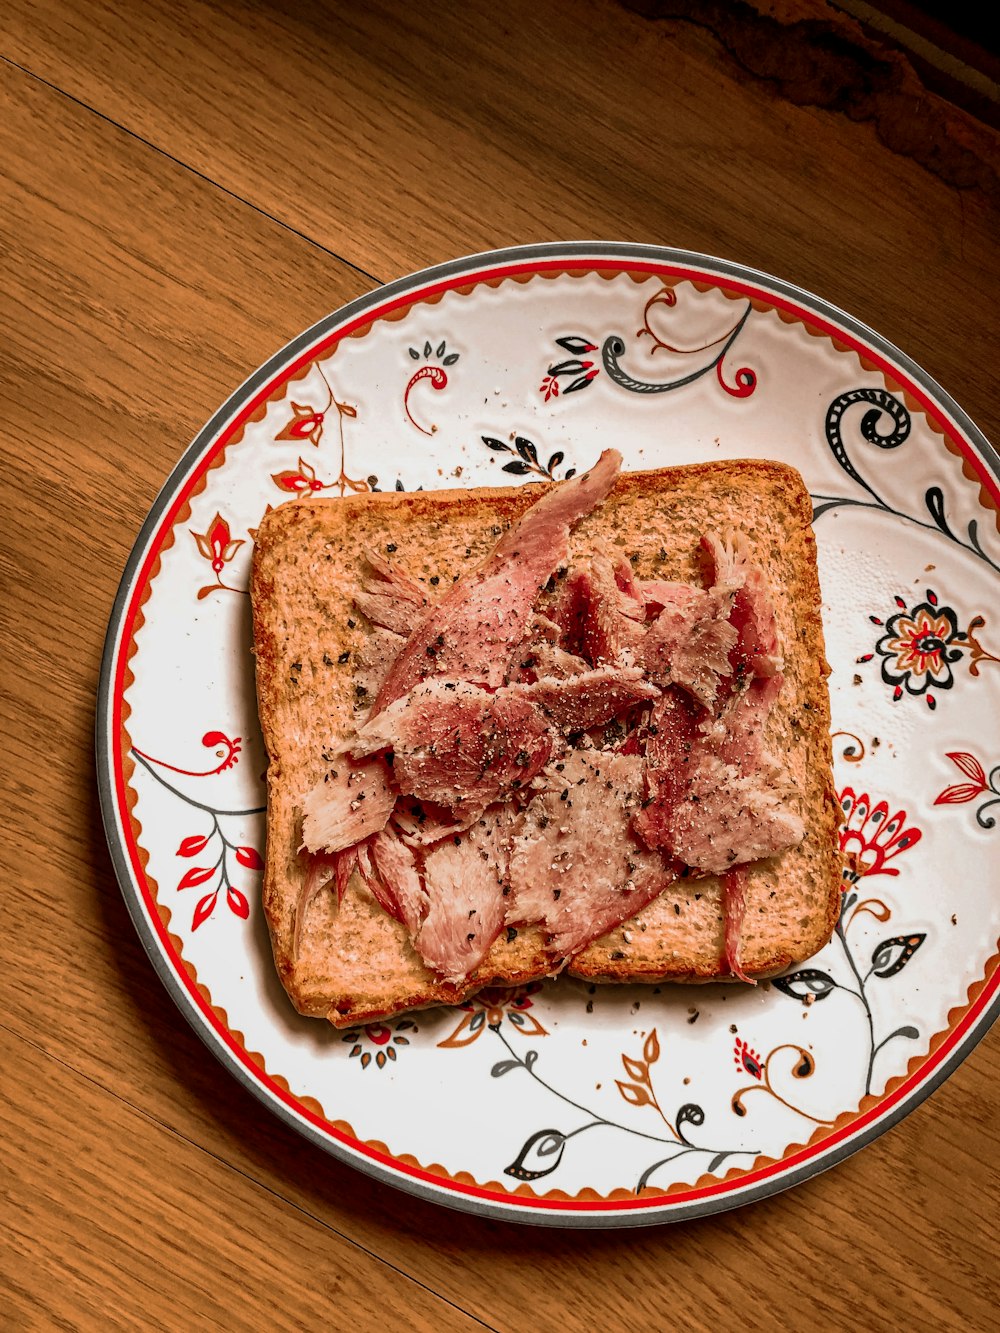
[556,335,596,355]
[491,1058,524,1078]
[443,353,459,366]
[482,436,511,452]
[771,968,838,1001]
[924,487,955,538]
[503,460,532,475]
[548,451,564,472]
[514,436,539,464]
[505,1129,567,1181]
[871,933,926,978]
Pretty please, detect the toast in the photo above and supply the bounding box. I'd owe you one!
[250,458,842,1027]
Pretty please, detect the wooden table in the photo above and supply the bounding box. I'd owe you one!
[4,2,998,1328]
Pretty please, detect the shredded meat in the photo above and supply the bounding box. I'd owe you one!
[304,471,805,987]
[414,812,513,982]
[352,679,552,816]
[374,449,621,709]
[299,754,396,854]
[508,752,675,958]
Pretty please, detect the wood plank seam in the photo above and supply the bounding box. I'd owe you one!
[0,1018,502,1333]
[0,51,385,288]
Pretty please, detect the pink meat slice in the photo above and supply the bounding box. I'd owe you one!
[631,687,704,853]
[352,549,431,637]
[374,449,622,710]
[667,753,805,875]
[369,828,428,935]
[701,531,782,678]
[414,812,513,982]
[515,640,590,682]
[508,752,674,959]
[547,558,644,666]
[353,625,406,702]
[352,679,551,816]
[299,754,396,854]
[514,665,660,731]
[700,673,784,767]
[637,586,739,707]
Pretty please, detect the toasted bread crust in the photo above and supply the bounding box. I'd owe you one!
[251,460,843,1026]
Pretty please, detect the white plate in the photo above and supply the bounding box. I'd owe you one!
[98,243,1000,1226]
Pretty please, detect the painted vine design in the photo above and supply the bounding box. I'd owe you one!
[540,288,757,401]
[130,732,264,930]
[811,388,1000,576]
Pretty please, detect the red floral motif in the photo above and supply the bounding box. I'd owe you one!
[733,1037,763,1080]
[134,731,241,777]
[271,455,333,496]
[935,752,1000,830]
[276,401,329,447]
[438,983,548,1048]
[273,364,365,496]
[131,731,263,932]
[342,1018,418,1069]
[838,786,922,882]
[935,751,988,804]
[191,513,247,598]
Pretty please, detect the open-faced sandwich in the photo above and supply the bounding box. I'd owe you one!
[250,450,843,1027]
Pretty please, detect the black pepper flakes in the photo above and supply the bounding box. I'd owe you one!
[337,650,350,664]
[506,926,518,943]
[386,543,397,553]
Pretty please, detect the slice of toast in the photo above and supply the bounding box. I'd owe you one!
[250,460,842,1026]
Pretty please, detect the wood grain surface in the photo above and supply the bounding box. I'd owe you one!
[2,2,998,1329]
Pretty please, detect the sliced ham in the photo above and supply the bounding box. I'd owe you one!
[638,586,738,707]
[352,549,431,637]
[374,449,621,709]
[514,665,660,732]
[299,754,396,854]
[391,799,484,847]
[632,687,704,853]
[700,673,784,768]
[508,752,674,959]
[353,626,405,702]
[702,531,782,678]
[369,828,428,934]
[353,679,551,816]
[414,812,513,982]
[515,640,590,682]
[667,753,805,875]
[546,557,644,665]
[722,866,754,984]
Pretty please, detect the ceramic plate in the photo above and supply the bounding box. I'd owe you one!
[97,243,1000,1226]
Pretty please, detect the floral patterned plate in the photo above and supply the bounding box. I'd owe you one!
[97,243,1000,1226]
